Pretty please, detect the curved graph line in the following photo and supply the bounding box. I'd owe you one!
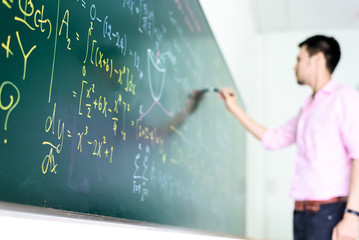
[156,101,173,117]
[147,49,166,101]
[139,100,157,121]
[139,49,174,121]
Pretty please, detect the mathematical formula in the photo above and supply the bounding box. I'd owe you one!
[0,0,217,204]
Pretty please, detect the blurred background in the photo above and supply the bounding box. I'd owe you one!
[200,0,359,239]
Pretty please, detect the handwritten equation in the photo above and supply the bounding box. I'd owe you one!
[0,0,215,205]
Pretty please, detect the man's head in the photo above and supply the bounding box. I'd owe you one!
[294,35,341,86]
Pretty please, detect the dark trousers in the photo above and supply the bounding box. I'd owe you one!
[293,201,346,240]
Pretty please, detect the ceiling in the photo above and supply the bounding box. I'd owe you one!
[250,0,359,33]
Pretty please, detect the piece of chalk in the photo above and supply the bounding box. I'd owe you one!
[202,87,234,96]
[209,87,220,92]
[202,87,219,93]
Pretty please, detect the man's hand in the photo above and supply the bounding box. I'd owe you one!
[219,87,238,114]
[332,213,359,240]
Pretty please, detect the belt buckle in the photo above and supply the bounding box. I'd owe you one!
[305,202,321,213]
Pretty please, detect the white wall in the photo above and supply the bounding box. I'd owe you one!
[200,0,257,107]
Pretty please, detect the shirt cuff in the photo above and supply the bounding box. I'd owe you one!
[261,129,273,150]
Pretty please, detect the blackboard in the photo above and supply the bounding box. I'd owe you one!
[0,0,246,236]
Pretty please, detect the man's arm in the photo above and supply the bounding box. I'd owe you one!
[219,88,267,141]
[332,158,359,240]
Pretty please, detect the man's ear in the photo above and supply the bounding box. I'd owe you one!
[314,52,326,66]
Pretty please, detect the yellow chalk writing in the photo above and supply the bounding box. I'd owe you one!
[1,35,13,58]
[16,31,36,80]
[2,0,13,9]
[59,10,69,39]
[42,148,57,174]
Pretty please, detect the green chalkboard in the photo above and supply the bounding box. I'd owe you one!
[0,0,245,236]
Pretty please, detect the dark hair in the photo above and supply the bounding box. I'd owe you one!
[299,35,341,73]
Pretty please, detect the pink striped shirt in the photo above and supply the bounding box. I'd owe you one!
[262,80,359,200]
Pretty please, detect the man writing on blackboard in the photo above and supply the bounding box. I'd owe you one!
[219,35,359,240]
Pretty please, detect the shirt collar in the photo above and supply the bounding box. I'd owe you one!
[301,79,338,109]
[318,79,338,95]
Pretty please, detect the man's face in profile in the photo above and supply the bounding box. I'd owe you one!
[294,46,316,86]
